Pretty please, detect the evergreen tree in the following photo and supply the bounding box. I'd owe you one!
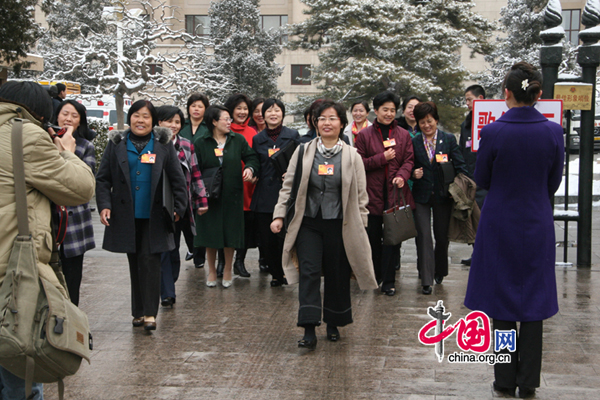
[0,0,43,73]
[207,0,283,102]
[288,0,495,132]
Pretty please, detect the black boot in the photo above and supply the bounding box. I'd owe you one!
[216,249,225,278]
[233,248,250,277]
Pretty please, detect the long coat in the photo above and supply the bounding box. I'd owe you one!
[96,127,188,254]
[464,106,564,322]
[194,130,260,249]
[0,102,95,297]
[273,139,378,290]
[355,120,415,214]
[411,130,468,204]
[251,126,300,213]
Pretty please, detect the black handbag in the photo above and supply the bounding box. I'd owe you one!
[162,172,175,233]
[270,140,298,181]
[383,187,418,245]
[278,145,304,238]
[202,166,223,199]
[438,160,456,197]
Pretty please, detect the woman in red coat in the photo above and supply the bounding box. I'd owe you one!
[224,94,259,277]
[355,91,414,296]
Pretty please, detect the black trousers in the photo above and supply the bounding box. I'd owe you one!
[366,214,399,291]
[414,199,453,286]
[295,215,352,327]
[127,219,161,318]
[255,212,285,281]
[59,249,84,306]
[160,216,186,300]
[493,319,543,389]
[180,210,195,256]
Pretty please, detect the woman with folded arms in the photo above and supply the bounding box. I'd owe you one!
[194,105,260,288]
[271,100,377,350]
[251,98,299,287]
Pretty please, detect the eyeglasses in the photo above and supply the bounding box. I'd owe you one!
[219,118,233,123]
[317,117,340,122]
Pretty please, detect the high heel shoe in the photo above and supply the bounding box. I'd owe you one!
[206,280,217,287]
[298,337,317,350]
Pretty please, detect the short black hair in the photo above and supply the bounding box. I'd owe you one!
[315,100,348,137]
[205,105,230,132]
[0,81,53,122]
[350,100,370,114]
[465,85,486,99]
[373,91,400,110]
[262,98,286,120]
[55,83,66,94]
[248,97,266,128]
[224,93,252,122]
[502,62,542,105]
[52,99,89,138]
[402,95,422,111]
[127,100,157,127]
[304,99,325,130]
[156,105,185,124]
[413,101,439,122]
[186,93,210,119]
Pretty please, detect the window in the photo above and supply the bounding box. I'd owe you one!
[147,63,163,75]
[185,15,211,37]
[261,15,288,43]
[291,65,311,86]
[562,9,581,46]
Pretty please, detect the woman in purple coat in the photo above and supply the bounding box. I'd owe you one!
[464,62,564,398]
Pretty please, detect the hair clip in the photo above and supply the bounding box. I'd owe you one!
[521,79,529,91]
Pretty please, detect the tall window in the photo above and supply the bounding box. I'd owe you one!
[562,9,581,46]
[261,15,288,43]
[291,65,311,86]
[185,15,211,37]
[147,63,163,75]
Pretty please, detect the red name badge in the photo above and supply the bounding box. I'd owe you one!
[268,148,280,157]
[214,148,224,157]
[436,154,449,163]
[383,138,396,148]
[318,164,334,176]
[140,153,156,164]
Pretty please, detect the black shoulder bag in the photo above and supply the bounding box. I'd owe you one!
[278,144,304,238]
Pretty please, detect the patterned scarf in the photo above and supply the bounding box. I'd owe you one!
[423,130,438,163]
[317,137,344,158]
[351,120,369,139]
[266,124,283,142]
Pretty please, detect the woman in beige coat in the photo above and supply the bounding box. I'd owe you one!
[271,100,377,350]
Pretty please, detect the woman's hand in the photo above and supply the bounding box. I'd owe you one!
[197,206,208,216]
[384,148,396,161]
[392,177,405,188]
[413,167,424,180]
[270,218,284,234]
[174,212,180,222]
[242,168,254,182]
[100,209,111,226]
[51,126,76,154]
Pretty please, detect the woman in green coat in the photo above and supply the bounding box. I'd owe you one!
[179,92,210,145]
[194,105,260,288]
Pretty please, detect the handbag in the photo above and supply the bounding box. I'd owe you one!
[277,144,304,238]
[383,187,418,245]
[162,171,175,233]
[0,118,92,400]
[202,166,223,199]
[438,160,456,197]
[270,140,298,181]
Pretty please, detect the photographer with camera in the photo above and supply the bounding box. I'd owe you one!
[0,81,96,399]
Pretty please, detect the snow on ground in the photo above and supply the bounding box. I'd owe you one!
[555,154,600,197]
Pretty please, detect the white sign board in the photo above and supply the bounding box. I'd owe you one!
[471,100,563,152]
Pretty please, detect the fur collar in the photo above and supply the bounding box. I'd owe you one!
[109,126,172,145]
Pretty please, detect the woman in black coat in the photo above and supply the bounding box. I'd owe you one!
[411,101,468,295]
[96,100,187,331]
[251,98,299,286]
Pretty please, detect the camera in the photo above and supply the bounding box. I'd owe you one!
[44,123,67,138]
